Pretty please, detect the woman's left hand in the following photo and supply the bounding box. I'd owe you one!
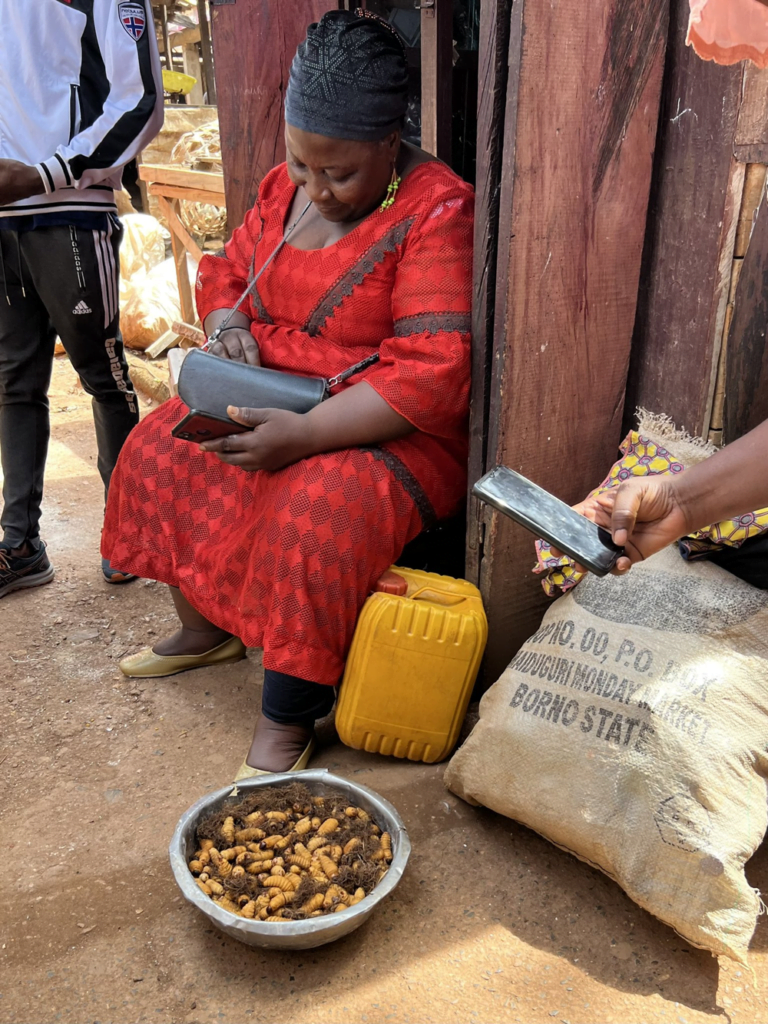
[199,406,313,472]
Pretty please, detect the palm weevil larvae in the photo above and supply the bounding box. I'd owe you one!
[188,783,392,922]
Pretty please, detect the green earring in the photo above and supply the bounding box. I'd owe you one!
[380,169,401,212]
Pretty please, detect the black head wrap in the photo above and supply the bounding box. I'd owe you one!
[285,9,409,142]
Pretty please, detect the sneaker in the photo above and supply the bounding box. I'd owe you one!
[0,541,55,598]
[102,557,138,584]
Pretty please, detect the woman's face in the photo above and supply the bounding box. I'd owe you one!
[285,124,400,223]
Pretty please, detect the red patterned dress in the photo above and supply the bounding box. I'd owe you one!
[102,160,473,684]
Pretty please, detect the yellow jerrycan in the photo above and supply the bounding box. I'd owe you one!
[336,566,488,763]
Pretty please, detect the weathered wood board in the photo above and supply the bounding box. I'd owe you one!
[210,0,339,230]
[420,0,453,161]
[734,64,768,164]
[138,164,225,195]
[624,0,743,438]
[478,0,668,680]
[465,0,512,584]
[724,190,768,443]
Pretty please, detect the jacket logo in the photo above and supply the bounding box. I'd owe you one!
[118,2,146,41]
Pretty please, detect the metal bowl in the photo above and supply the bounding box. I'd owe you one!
[168,768,411,949]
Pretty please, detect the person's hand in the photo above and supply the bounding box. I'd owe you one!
[199,406,313,472]
[568,476,691,574]
[207,328,260,365]
[553,490,622,573]
[0,160,45,204]
[606,475,691,566]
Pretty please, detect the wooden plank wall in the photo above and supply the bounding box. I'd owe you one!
[475,0,668,680]
[707,161,766,444]
[718,66,768,444]
[734,64,768,164]
[465,0,512,584]
[210,0,339,229]
[623,0,743,438]
[420,0,453,162]
[723,189,768,442]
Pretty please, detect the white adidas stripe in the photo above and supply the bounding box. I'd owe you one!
[103,218,118,323]
[93,228,110,328]
[92,226,118,328]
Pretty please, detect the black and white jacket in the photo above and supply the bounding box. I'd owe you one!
[0,0,163,217]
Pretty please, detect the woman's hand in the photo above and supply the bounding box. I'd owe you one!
[199,406,313,472]
[207,328,261,365]
[198,381,414,473]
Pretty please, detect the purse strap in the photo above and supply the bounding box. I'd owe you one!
[204,200,312,350]
[326,352,380,391]
[204,197,381,392]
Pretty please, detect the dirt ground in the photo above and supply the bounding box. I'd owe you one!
[1,355,767,1024]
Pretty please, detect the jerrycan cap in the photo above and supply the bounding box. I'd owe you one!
[374,570,408,596]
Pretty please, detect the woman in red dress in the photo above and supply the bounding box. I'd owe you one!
[102,9,473,777]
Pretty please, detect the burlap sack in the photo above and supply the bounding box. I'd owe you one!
[445,545,768,961]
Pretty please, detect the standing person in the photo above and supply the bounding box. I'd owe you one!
[0,0,163,597]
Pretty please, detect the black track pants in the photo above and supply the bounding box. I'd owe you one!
[0,219,138,547]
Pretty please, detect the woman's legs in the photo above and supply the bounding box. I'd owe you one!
[245,669,336,772]
[152,586,233,656]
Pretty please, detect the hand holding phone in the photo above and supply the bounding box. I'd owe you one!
[472,466,624,577]
[171,409,252,443]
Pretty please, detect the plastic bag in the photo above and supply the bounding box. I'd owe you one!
[119,213,166,282]
[115,188,136,217]
[120,255,197,352]
[688,0,768,68]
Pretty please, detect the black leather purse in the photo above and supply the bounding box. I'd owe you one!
[178,347,378,417]
[176,198,379,423]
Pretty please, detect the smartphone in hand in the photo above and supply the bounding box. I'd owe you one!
[473,466,623,577]
[171,409,252,443]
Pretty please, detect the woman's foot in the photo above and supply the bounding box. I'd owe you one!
[245,714,314,773]
[152,625,232,657]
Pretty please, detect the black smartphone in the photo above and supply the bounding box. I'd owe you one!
[472,466,624,577]
[171,409,252,443]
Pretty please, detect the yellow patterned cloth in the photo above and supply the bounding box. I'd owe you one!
[534,431,768,596]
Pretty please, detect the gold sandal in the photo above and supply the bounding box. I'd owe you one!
[119,636,246,679]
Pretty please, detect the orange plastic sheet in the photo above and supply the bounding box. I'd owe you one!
[688,0,768,67]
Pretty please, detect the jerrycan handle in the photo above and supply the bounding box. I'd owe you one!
[409,586,466,607]
[373,572,467,606]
